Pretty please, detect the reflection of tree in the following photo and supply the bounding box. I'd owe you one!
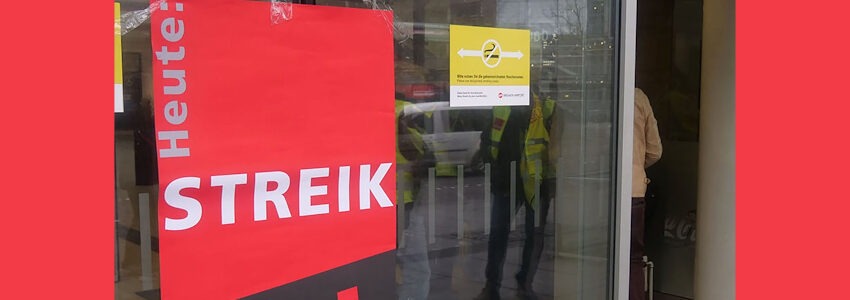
[543,0,587,36]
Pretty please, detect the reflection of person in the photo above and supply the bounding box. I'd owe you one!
[475,94,555,300]
[395,99,433,300]
[631,88,662,300]
[133,99,158,186]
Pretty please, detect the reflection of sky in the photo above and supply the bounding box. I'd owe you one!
[496,0,589,35]
[392,0,602,45]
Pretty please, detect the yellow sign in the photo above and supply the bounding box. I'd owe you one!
[450,25,530,107]
[115,3,124,113]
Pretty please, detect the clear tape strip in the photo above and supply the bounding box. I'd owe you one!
[120,0,166,36]
[271,0,293,24]
[363,0,408,42]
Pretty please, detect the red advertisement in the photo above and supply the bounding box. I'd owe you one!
[151,2,396,299]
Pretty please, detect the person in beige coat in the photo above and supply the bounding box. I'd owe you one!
[631,88,662,300]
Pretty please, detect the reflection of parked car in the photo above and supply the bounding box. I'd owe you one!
[402,101,490,176]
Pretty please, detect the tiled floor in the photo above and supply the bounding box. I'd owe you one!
[115,237,160,300]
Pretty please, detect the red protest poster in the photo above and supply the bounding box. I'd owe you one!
[150,2,396,299]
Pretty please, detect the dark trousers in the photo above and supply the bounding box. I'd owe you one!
[484,183,552,289]
[630,197,646,300]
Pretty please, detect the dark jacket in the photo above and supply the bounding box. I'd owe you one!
[479,105,532,199]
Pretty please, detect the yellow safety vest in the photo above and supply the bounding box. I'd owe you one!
[489,95,555,205]
[395,100,426,204]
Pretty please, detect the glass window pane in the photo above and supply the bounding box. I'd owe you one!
[114,1,621,299]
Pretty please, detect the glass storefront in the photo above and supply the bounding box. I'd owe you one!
[115,0,624,299]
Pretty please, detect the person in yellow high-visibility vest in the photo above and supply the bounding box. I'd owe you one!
[475,94,556,300]
[395,99,434,300]
[396,100,426,210]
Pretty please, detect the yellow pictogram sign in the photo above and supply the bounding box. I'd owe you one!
[450,25,530,107]
[115,3,124,113]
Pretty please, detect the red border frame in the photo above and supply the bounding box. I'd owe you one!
[738,0,850,299]
[6,0,850,298]
[1,1,113,298]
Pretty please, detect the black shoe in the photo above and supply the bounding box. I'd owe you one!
[515,278,538,300]
[473,286,500,300]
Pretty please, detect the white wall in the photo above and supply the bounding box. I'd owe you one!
[694,0,735,297]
